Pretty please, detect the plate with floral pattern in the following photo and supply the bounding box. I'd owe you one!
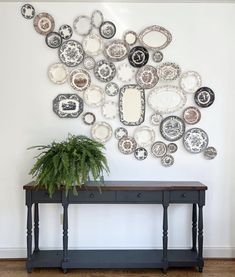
[33,13,55,35]
[59,40,84,67]
[118,136,137,154]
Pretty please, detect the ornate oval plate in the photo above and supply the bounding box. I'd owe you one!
[69,69,91,92]
[83,85,104,107]
[183,128,209,153]
[82,112,96,125]
[204,146,217,160]
[134,126,155,147]
[117,62,136,83]
[99,21,116,39]
[91,122,113,143]
[194,87,215,108]
[161,154,174,167]
[91,10,104,28]
[83,56,96,70]
[21,4,35,19]
[148,86,186,114]
[167,143,178,154]
[151,141,167,158]
[157,62,181,81]
[136,65,159,89]
[179,71,202,94]
[33,13,55,36]
[128,46,149,68]
[73,15,92,36]
[124,31,137,46]
[134,147,148,161]
[82,33,104,56]
[105,82,119,96]
[45,32,62,48]
[48,63,69,85]
[139,25,172,51]
[153,51,163,63]
[160,116,186,142]
[183,106,201,125]
[59,24,73,40]
[150,113,163,126]
[102,101,118,119]
[59,40,84,67]
[104,40,129,62]
[115,127,128,140]
[118,136,137,155]
[94,60,116,82]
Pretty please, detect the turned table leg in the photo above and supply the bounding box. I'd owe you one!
[34,203,39,252]
[62,203,69,269]
[198,204,204,272]
[192,204,197,251]
[26,202,33,273]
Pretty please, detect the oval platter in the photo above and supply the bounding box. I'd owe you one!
[104,40,129,62]
[157,62,181,81]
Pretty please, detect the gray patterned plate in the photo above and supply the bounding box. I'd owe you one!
[161,154,174,167]
[115,127,128,140]
[69,69,91,92]
[99,21,116,39]
[82,112,96,125]
[183,128,209,153]
[21,4,35,19]
[153,51,163,63]
[33,13,55,35]
[83,56,96,70]
[151,141,167,158]
[46,32,62,48]
[59,24,73,40]
[59,40,84,67]
[118,136,137,155]
[105,82,119,96]
[94,60,116,82]
[167,143,178,154]
[134,147,148,160]
[160,116,185,142]
[204,147,217,160]
[136,65,159,89]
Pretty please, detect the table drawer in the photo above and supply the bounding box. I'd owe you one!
[31,190,62,203]
[170,190,199,203]
[116,191,162,203]
[68,191,115,203]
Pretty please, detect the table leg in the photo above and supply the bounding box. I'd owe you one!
[26,203,33,273]
[198,204,204,272]
[162,203,169,274]
[63,203,69,264]
[34,203,39,252]
[192,204,197,251]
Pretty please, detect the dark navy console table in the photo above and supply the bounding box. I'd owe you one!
[24,181,207,273]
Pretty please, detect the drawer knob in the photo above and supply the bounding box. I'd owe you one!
[137,193,142,198]
[89,193,95,199]
[181,193,186,198]
[44,192,49,196]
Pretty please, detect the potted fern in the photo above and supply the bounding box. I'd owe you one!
[28,135,109,197]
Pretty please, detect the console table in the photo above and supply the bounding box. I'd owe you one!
[24,181,207,273]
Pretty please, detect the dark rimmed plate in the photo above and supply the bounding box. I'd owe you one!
[46,32,62,49]
[21,4,35,19]
[160,116,185,142]
[59,24,73,40]
[99,21,116,39]
[33,12,55,35]
[194,87,215,108]
[128,46,149,68]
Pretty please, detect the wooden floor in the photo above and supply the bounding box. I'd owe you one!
[0,260,235,277]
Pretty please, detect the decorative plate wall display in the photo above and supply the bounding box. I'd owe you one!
[183,106,201,125]
[151,141,167,158]
[99,21,116,39]
[91,10,104,28]
[82,33,104,56]
[150,113,163,126]
[128,46,149,68]
[48,63,69,84]
[148,86,186,114]
[179,71,202,94]
[105,82,119,96]
[124,31,137,45]
[83,56,96,70]
[45,32,62,48]
[33,13,55,35]
[69,69,91,92]
[134,147,148,160]
[83,85,104,107]
[204,146,217,160]
[21,4,35,19]
[153,51,163,63]
[160,116,185,142]
[91,121,113,143]
[59,40,84,67]
[118,136,137,154]
[157,62,181,81]
[167,143,178,154]
[59,24,73,40]
[194,87,215,108]
[94,60,116,82]
[53,94,83,118]
[116,62,136,83]
[104,40,129,62]
[183,128,209,153]
[161,154,174,167]
[115,127,128,140]
[82,112,96,125]
[73,15,92,36]
[102,101,117,119]
[136,65,159,89]
[134,126,155,147]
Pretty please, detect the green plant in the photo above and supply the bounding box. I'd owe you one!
[28,135,109,197]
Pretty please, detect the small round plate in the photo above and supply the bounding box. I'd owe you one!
[116,62,136,83]
[115,127,128,140]
[91,10,104,28]
[157,62,181,81]
[48,63,69,85]
[204,146,217,160]
[150,113,163,126]
[21,4,35,19]
[151,141,167,158]
[83,85,104,107]
[183,106,201,125]
[161,154,174,167]
[194,87,215,108]
[136,65,159,89]
[59,40,84,67]
[33,13,55,35]
[124,31,137,46]
[69,69,91,92]
[118,136,137,155]
[134,126,155,147]
[94,60,116,82]
[105,82,119,96]
[99,21,116,39]
[83,33,104,56]
[128,46,149,68]
[183,128,209,154]
[73,15,92,36]
[91,122,113,143]
[82,112,96,125]
[153,51,163,63]
[102,101,118,119]
[134,147,148,161]
[179,71,202,94]
[167,143,178,154]
[160,116,185,142]
[46,32,62,48]
[83,56,96,70]
[59,24,73,40]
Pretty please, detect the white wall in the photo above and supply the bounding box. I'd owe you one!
[0,2,235,258]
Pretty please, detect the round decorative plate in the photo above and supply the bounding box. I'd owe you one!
[102,101,117,119]
[115,127,128,140]
[83,85,104,107]
[91,122,113,143]
[94,60,116,82]
[160,116,186,142]
[161,154,174,167]
[104,40,129,62]
[183,128,209,154]
[73,15,92,36]
[157,62,181,81]
[194,87,215,108]
[183,106,201,125]
[136,65,159,89]
[179,71,202,94]
[116,62,136,83]
[167,143,178,154]
[21,4,35,19]
[151,141,167,158]
[59,40,84,67]
[150,113,163,126]
[134,126,155,147]
[48,63,69,84]
[124,31,137,46]
[82,112,96,125]
[134,147,148,161]
[128,46,149,68]
[204,146,217,160]
[105,82,119,96]
[99,21,116,39]
[153,51,163,63]
[69,69,91,92]
[59,24,73,40]
[45,32,62,48]
[91,10,104,28]
[82,33,104,56]
[33,13,55,35]
[118,136,137,155]
[83,56,96,70]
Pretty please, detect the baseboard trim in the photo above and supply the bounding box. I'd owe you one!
[0,247,235,259]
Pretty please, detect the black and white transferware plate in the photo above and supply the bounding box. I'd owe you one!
[183,128,209,153]
[59,40,84,67]
[99,21,116,39]
[83,56,96,70]
[161,154,174,167]
[128,46,149,68]
[33,13,55,35]
[194,87,215,108]
[136,65,158,89]
[118,136,137,155]
[115,127,128,140]
[160,116,185,142]
[46,32,62,48]
[167,143,178,154]
[59,24,73,40]
[134,147,148,160]
[82,112,96,125]
[105,82,119,96]
[151,141,167,158]
[94,60,116,82]
[203,146,217,160]
[21,4,35,19]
